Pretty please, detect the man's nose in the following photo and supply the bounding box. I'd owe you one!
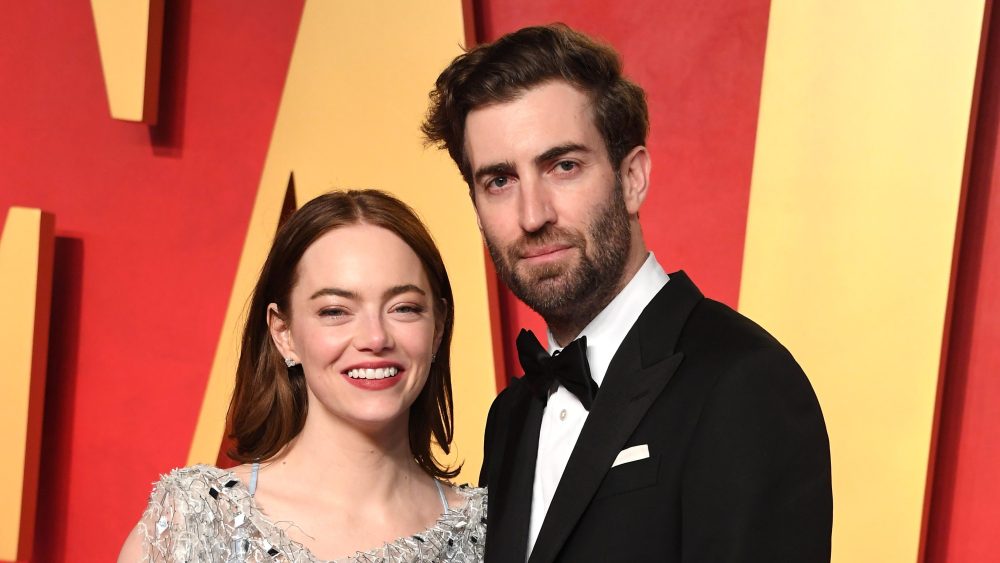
[518,178,556,233]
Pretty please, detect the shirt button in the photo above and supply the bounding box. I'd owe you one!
[559,409,567,421]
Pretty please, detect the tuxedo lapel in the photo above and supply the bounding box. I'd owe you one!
[487,378,545,563]
[527,272,703,563]
[527,351,683,563]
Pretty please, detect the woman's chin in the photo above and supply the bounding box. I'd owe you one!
[336,403,413,432]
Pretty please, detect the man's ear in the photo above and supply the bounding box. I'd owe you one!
[619,145,651,215]
[470,195,485,234]
[465,183,486,233]
[267,303,297,362]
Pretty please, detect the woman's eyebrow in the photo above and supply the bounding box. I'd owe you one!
[309,287,357,300]
[308,285,426,301]
[384,284,426,299]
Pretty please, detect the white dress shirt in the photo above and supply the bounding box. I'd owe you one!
[526,253,670,556]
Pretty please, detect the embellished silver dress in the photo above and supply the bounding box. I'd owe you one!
[137,465,487,562]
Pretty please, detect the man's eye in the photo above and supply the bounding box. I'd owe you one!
[489,176,509,189]
[556,161,577,172]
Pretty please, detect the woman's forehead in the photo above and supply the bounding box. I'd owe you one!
[294,224,432,297]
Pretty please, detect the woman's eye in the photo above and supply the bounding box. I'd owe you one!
[392,304,425,315]
[319,308,347,318]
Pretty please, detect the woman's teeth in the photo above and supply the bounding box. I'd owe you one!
[346,367,399,380]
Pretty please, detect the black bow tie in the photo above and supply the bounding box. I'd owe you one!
[516,329,598,410]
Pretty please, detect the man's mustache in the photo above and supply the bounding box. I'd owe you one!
[507,226,587,261]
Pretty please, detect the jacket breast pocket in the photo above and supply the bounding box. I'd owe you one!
[594,451,661,500]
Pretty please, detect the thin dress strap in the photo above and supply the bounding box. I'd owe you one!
[248,461,260,496]
[434,479,449,513]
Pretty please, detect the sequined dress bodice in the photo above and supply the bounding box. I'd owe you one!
[138,465,487,562]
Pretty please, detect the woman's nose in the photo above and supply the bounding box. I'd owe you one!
[354,313,392,352]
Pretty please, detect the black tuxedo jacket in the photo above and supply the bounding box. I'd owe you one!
[479,272,832,562]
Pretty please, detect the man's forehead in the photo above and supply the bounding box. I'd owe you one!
[463,81,600,161]
[466,80,593,122]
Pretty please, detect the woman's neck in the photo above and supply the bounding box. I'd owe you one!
[244,410,447,560]
[265,410,425,505]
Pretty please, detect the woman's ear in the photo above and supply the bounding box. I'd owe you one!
[267,303,298,363]
[433,298,448,356]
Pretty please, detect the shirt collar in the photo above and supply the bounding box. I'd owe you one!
[547,253,669,386]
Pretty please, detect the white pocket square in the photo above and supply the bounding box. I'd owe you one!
[612,444,650,468]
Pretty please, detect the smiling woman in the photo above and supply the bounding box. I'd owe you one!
[117,190,486,562]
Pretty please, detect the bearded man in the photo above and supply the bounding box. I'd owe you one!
[424,24,832,563]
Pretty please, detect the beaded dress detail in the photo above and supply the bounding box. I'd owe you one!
[137,465,487,562]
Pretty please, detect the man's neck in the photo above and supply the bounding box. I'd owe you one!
[547,245,648,347]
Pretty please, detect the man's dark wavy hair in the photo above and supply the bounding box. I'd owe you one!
[422,23,649,186]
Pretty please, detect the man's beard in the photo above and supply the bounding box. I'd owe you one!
[484,181,632,325]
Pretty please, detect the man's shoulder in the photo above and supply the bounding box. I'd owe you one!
[678,296,792,359]
[487,376,531,412]
[615,274,805,382]
[670,297,822,408]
